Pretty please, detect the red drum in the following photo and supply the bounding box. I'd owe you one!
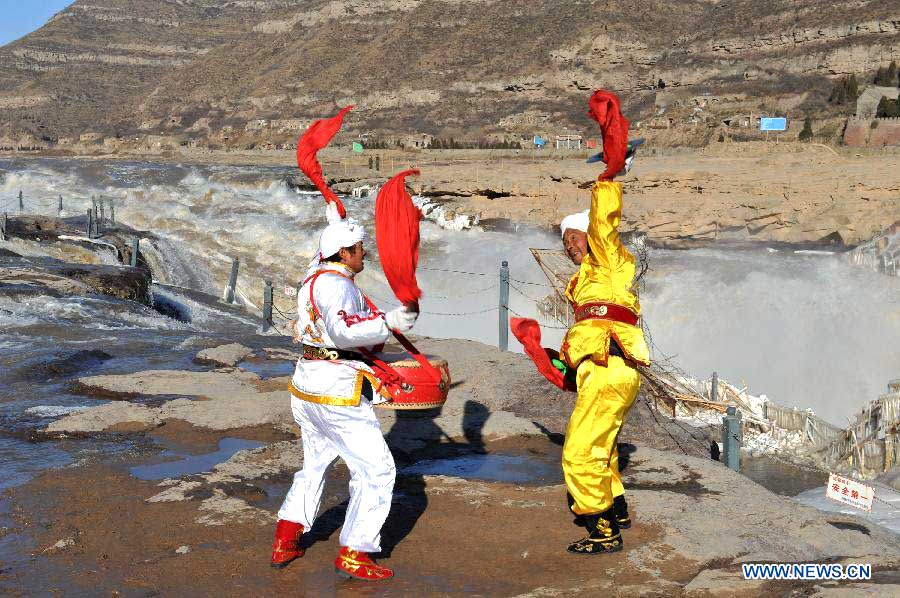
[373,358,451,410]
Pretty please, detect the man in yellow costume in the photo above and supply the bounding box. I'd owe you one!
[511,90,649,555]
[557,168,650,553]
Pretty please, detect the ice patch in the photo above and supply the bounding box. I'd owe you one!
[795,484,900,535]
[25,405,89,418]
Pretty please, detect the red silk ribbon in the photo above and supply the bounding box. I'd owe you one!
[588,90,629,181]
[296,105,354,218]
[375,169,422,310]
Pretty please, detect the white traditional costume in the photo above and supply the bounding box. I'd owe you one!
[274,216,414,567]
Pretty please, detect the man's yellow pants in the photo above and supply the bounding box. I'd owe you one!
[562,356,640,515]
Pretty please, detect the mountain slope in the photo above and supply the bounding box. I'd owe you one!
[1,0,897,147]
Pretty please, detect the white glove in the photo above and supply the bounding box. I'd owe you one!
[325,201,343,224]
[385,305,418,333]
[622,152,635,175]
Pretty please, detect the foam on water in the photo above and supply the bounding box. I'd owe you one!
[641,248,900,425]
[0,294,191,332]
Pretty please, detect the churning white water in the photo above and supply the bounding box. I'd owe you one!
[641,249,900,425]
[2,157,898,426]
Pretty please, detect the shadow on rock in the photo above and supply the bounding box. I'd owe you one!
[378,399,488,558]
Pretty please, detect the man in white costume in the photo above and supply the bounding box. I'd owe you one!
[271,207,416,581]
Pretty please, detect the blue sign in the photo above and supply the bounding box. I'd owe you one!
[759,117,787,131]
[533,136,546,147]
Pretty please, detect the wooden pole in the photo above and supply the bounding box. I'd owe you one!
[18,190,23,211]
[58,195,63,214]
[86,209,93,237]
[0,212,6,241]
[498,260,509,351]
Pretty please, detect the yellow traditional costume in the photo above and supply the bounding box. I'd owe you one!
[561,180,649,518]
[509,89,648,554]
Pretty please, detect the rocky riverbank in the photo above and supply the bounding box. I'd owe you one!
[320,143,900,249]
[4,335,900,595]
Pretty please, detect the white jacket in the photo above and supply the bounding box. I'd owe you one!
[290,262,390,406]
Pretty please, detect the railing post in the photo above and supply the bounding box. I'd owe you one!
[130,238,140,267]
[93,206,100,237]
[711,371,718,402]
[18,190,23,211]
[86,209,93,237]
[722,405,742,472]
[0,212,6,241]
[262,280,273,333]
[99,197,105,223]
[58,195,63,215]
[223,257,239,304]
[499,260,509,351]
[109,199,115,224]
[375,155,381,171]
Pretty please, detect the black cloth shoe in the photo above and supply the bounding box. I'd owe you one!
[567,508,623,555]
[613,494,631,529]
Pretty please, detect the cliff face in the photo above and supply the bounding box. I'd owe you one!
[1,0,898,147]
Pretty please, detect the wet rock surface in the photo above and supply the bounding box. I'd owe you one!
[0,255,152,304]
[192,343,253,368]
[6,436,899,595]
[16,349,112,383]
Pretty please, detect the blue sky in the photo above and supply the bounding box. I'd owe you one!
[0,1,75,46]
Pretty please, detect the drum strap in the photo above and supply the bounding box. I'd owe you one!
[304,268,443,387]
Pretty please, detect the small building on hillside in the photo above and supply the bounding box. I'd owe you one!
[857,86,900,119]
[271,119,308,133]
[554,133,582,150]
[400,133,433,149]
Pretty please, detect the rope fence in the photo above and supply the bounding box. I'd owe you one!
[8,188,899,509]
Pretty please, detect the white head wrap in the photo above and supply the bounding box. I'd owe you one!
[304,202,366,279]
[560,210,589,238]
[318,218,366,260]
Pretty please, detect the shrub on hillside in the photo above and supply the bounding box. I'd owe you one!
[828,75,859,105]
[798,117,814,142]
[874,61,898,87]
[876,97,900,118]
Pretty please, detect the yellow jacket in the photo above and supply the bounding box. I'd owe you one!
[561,181,651,368]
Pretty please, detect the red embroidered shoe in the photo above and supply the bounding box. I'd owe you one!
[334,547,394,581]
[270,519,305,569]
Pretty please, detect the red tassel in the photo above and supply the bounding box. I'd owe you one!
[296,105,353,218]
[374,169,422,310]
[588,90,629,181]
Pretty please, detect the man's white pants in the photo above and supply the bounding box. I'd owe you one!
[277,396,395,553]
